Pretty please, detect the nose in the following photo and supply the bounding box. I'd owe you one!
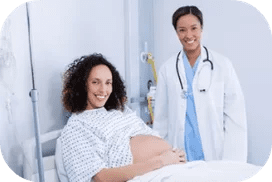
[99,83,108,94]
[185,30,193,39]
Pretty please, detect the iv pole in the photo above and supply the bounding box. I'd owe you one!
[26,2,45,182]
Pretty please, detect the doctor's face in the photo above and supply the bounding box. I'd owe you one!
[86,64,113,110]
[176,14,202,53]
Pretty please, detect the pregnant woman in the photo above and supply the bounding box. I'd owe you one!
[59,53,186,182]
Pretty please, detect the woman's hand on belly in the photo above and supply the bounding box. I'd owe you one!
[130,135,186,165]
[94,148,185,182]
[130,135,172,163]
[94,139,186,182]
[160,148,186,166]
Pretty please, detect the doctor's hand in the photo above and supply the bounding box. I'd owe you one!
[159,148,186,167]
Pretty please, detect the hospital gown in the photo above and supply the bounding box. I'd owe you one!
[60,106,160,182]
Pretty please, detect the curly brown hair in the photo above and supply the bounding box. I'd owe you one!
[62,53,127,113]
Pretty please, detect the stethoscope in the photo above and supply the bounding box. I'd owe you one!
[176,46,213,98]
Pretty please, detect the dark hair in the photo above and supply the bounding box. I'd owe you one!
[62,53,127,113]
[172,6,203,30]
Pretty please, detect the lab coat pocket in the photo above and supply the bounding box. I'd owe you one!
[210,82,224,108]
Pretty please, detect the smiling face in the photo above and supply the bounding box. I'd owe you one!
[176,14,202,53]
[86,64,113,110]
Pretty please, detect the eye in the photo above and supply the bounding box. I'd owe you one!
[106,81,112,85]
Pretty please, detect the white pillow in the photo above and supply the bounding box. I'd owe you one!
[55,138,69,182]
[32,168,60,182]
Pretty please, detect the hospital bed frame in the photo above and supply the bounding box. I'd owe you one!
[22,129,62,182]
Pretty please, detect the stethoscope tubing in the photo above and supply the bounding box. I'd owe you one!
[176,46,213,91]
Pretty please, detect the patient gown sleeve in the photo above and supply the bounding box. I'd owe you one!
[60,120,108,182]
[222,60,247,162]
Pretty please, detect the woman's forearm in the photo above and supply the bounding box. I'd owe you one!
[93,149,186,182]
[93,156,162,182]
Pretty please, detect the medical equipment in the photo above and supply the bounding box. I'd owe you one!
[147,53,158,85]
[147,86,156,125]
[146,53,157,125]
[141,42,157,85]
[139,42,158,125]
[26,2,45,182]
[0,18,17,124]
[176,46,213,96]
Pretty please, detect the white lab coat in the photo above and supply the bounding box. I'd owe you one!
[153,46,247,162]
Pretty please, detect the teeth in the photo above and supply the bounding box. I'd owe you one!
[96,95,106,99]
[187,40,194,44]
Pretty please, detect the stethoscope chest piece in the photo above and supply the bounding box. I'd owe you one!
[181,90,188,99]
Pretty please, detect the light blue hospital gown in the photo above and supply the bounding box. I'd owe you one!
[60,106,160,182]
[183,53,205,161]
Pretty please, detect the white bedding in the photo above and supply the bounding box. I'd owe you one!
[129,161,261,182]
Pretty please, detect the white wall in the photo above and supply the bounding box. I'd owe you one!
[28,0,125,131]
[153,0,272,166]
[0,5,33,176]
[138,0,156,123]
[124,0,141,114]
[0,0,125,177]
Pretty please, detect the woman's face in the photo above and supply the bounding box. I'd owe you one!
[176,14,202,53]
[86,64,113,110]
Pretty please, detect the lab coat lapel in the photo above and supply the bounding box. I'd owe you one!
[183,53,194,87]
[194,46,205,79]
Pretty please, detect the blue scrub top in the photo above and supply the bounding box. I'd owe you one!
[183,53,205,161]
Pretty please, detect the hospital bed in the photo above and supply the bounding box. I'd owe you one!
[22,129,262,182]
[22,129,62,182]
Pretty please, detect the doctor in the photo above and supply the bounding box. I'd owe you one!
[153,6,247,162]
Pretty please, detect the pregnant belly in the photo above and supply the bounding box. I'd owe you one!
[130,135,172,164]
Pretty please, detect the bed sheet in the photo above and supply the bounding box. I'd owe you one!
[129,160,261,182]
